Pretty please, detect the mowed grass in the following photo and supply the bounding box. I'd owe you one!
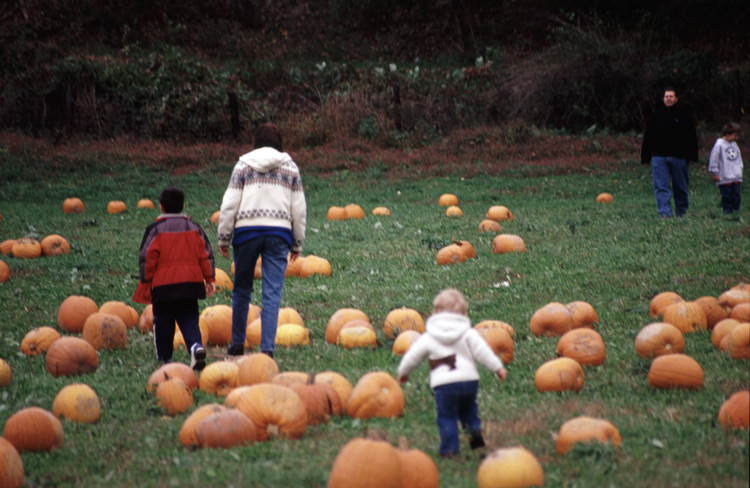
[0,151,748,488]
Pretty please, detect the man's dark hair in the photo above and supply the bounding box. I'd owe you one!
[159,186,185,213]
[664,86,678,96]
[254,123,283,151]
[722,123,740,136]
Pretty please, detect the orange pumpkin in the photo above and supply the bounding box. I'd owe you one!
[237,353,279,386]
[327,435,403,488]
[327,206,348,220]
[155,377,193,415]
[11,238,42,259]
[200,304,233,346]
[174,320,210,351]
[438,194,459,206]
[711,319,742,348]
[719,289,750,309]
[534,357,585,393]
[275,323,310,347]
[3,407,64,453]
[727,322,749,360]
[0,359,10,387]
[45,337,99,377]
[478,219,502,233]
[396,437,440,488]
[392,330,422,356]
[372,207,391,216]
[326,308,370,344]
[486,205,514,221]
[137,199,155,209]
[245,318,262,348]
[299,255,332,277]
[20,326,61,356]
[99,300,138,329]
[566,301,598,329]
[196,409,257,448]
[82,312,128,350]
[492,234,526,254]
[595,193,614,203]
[634,323,685,358]
[285,254,305,277]
[198,361,239,396]
[57,295,99,333]
[383,307,425,339]
[0,436,24,488]
[315,371,354,407]
[346,372,404,419]
[338,326,378,349]
[52,383,101,424]
[107,201,127,214]
[179,403,228,447]
[477,447,544,488]
[0,259,9,282]
[647,354,704,390]
[694,296,730,329]
[475,326,514,365]
[475,320,516,338]
[436,244,466,265]
[454,240,476,259]
[40,235,70,256]
[138,304,154,334]
[662,301,707,333]
[530,302,573,337]
[445,205,463,217]
[730,302,750,322]
[345,204,365,219]
[649,291,683,318]
[270,371,309,388]
[0,240,16,255]
[290,372,344,425]
[62,197,85,214]
[556,416,621,455]
[555,328,606,366]
[225,383,308,441]
[718,391,750,429]
[210,210,221,223]
[147,362,199,394]
[214,268,233,291]
[278,307,304,326]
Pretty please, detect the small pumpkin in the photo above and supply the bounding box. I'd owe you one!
[138,304,154,334]
[372,207,391,216]
[383,307,425,340]
[662,301,707,334]
[719,289,750,309]
[529,302,573,337]
[477,446,544,488]
[326,308,370,344]
[11,238,42,259]
[285,254,305,277]
[299,255,332,277]
[225,383,308,441]
[214,268,233,291]
[0,260,9,282]
[486,205,514,221]
[345,204,365,219]
[445,205,463,217]
[0,240,16,255]
[556,416,621,455]
[718,391,750,429]
[62,197,85,214]
[475,326,514,365]
[179,403,228,447]
[45,337,99,377]
[0,436,24,488]
[290,372,343,425]
[147,363,199,394]
[436,244,466,265]
[155,376,193,416]
[595,193,614,203]
[338,326,378,349]
[649,291,683,318]
[198,361,239,396]
[315,371,354,407]
[694,296,730,329]
[99,300,138,329]
[57,295,99,333]
[455,239,476,259]
[82,312,128,350]
[478,219,502,233]
[0,358,11,386]
[327,206,348,220]
[137,199,155,209]
[40,234,70,256]
[276,323,310,347]
[475,320,516,338]
[492,234,526,254]
[438,194,459,207]
[237,353,279,386]
[647,354,704,390]
[566,301,598,329]
[634,323,685,358]
[392,330,422,356]
[396,437,440,488]
[327,434,403,488]
[196,409,257,448]
[730,302,750,322]
[3,407,64,453]
[107,201,127,214]
[534,357,585,393]
[52,383,101,424]
[20,326,61,356]
[555,328,606,366]
[711,319,742,349]
[200,304,233,346]
[245,318,262,348]
[346,372,404,419]
[174,320,210,351]
[210,210,221,223]
[727,322,749,360]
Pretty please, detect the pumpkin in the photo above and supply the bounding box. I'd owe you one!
[711,319,742,349]
[138,304,154,334]
[57,295,99,333]
[196,409,257,448]
[595,193,614,203]
[534,357,585,393]
[290,372,343,425]
[338,326,378,349]
[694,296,730,329]
[3,407,64,453]
[556,416,621,455]
[0,240,16,255]
[179,403,228,447]
[647,354,704,390]
[475,327,514,365]
[662,301,707,334]
[397,437,440,488]
[727,322,749,360]
[392,330,422,356]
[327,435,403,488]
[438,194,459,206]
[210,210,221,223]
[82,312,128,350]
[285,254,305,277]
[278,307,304,326]
[555,328,606,366]
[455,239,476,259]
[225,383,308,441]
[346,372,404,419]
[486,205,514,221]
[732,283,750,292]
[52,383,100,424]
[730,303,750,322]
[237,353,279,386]
[155,377,193,416]
[529,302,574,337]
[477,446,544,488]
[326,308,370,344]
[271,371,309,388]
[719,289,750,309]
[99,300,138,328]
[383,307,425,340]
[11,238,42,259]
[201,304,233,346]
[327,206,348,220]
[147,362,199,394]
[40,234,70,256]
[445,205,463,217]
[0,436,24,488]
[137,199,155,209]
[174,320,210,351]
[0,259,9,282]
[0,359,10,386]
[649,291,683,318]
[45,337,99,377]
[345,204,365,219]
[299,255,332,277]
[315,371,354,407]
[372,207,391,216]
[62,197,85,213]
[214,268,233,291]
[566,301,598,329]
[718,391,750,429]
[436,244,466,265]
[245,318,262,348]
[198,361,239,396]
[634,323,685,358]
[478,219,502,232]
[475,320,516,338]
[107,200,127,214]
[492,234,526,254]
[20,326,61,356]
[276,323,310,347]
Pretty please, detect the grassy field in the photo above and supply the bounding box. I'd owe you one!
[0,141,748,488]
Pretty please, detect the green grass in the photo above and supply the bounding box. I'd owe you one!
[0,150,748,488]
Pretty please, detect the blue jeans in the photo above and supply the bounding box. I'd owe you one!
[434,380,481,456]
[231,235,290,352]
[652,156,689,217]
[152,299,202,363]
[719,183,741,214]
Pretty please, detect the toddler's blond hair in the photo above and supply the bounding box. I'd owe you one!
[433,288,468,315]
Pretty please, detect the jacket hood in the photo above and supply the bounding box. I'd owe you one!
[239,147,292,173]
[425,312,472,345]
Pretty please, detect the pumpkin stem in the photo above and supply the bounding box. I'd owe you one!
[398,436,409,451]
[267,424,280,438]
[307,371,316,385]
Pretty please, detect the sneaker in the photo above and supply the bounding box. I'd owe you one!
[261,350,274,359]
[227,343,244,356]
[190,344,206,371]
[469,431,485,450]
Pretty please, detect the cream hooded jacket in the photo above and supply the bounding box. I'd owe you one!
[397,312,504,388]
[217,147,306,251]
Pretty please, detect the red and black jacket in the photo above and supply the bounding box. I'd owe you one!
[132,215,215,304]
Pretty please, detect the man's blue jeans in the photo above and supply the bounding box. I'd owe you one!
[652,156,689,217]
[230,235,290,352]
[433,380,481,456]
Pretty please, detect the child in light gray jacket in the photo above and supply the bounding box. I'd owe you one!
[708,123,743,214]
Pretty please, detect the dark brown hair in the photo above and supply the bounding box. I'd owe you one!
[722,122,740,136]
[254,123,283,151]
[159,186,185,213]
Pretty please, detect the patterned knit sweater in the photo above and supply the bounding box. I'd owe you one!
[217,147,306,251]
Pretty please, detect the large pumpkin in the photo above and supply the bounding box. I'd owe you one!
[82,312,128,350]
[727,322,750,360]
[237,353,279,386]
[346,372,404,419]
[326,308,370,344]
[196,409,257,449]
[40,234,71,256]
[662,301,707,333]
[315,371,354,407]
[486,205,514,221]
[634,323,685,358]
[225,383,308,441]
[529,302,573,337]
[11,238,42,259]
[63,197,85,213]
[285,254,306,277]
[52,383,101,424]
[694,296,730,329]
[20,326,61,356]
[730,303,750,322]
[345,204,365,219]
[711,319,742,349]
[718,391,750,429]
[438,194,459,206]
[475,320,516,338]
[647,354,704,390]
[3,407,64,453]
[270,371,309,389]
[555,328,606,366]
[396,437,440,488]
[299,255,332,278]
[45,337,99,377]
[0,436,24,488]
[198,361,239,396]
[436,244,466,266]
[327,206,348,220]
[719,289,750,309]
[214,268,233,291]
[290,372,344,425]
[492,234,526,254]
[327,435,403,488]
[201,304,233,346]
[534,357,584,393]
[278,307,304,326]
[477,447,544,488]
[179,403,228,447]
[475,327,514,365]
[147,362,199,394]
[57,295,99,333]
[155,377,193,416]
[556,416,621,455]
[338,325,378,349]
[566,301,598,329]
[276,324,310,347]
[99,300,138,329]
[383,307,425,340]
[392,330,422,357]
[649,291,683,318]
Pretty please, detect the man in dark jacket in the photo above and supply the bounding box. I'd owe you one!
[641,87,699,218]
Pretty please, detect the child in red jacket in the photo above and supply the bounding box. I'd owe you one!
[133,187,216,370]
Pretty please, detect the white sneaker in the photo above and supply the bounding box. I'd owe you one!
[190,343,206,371]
